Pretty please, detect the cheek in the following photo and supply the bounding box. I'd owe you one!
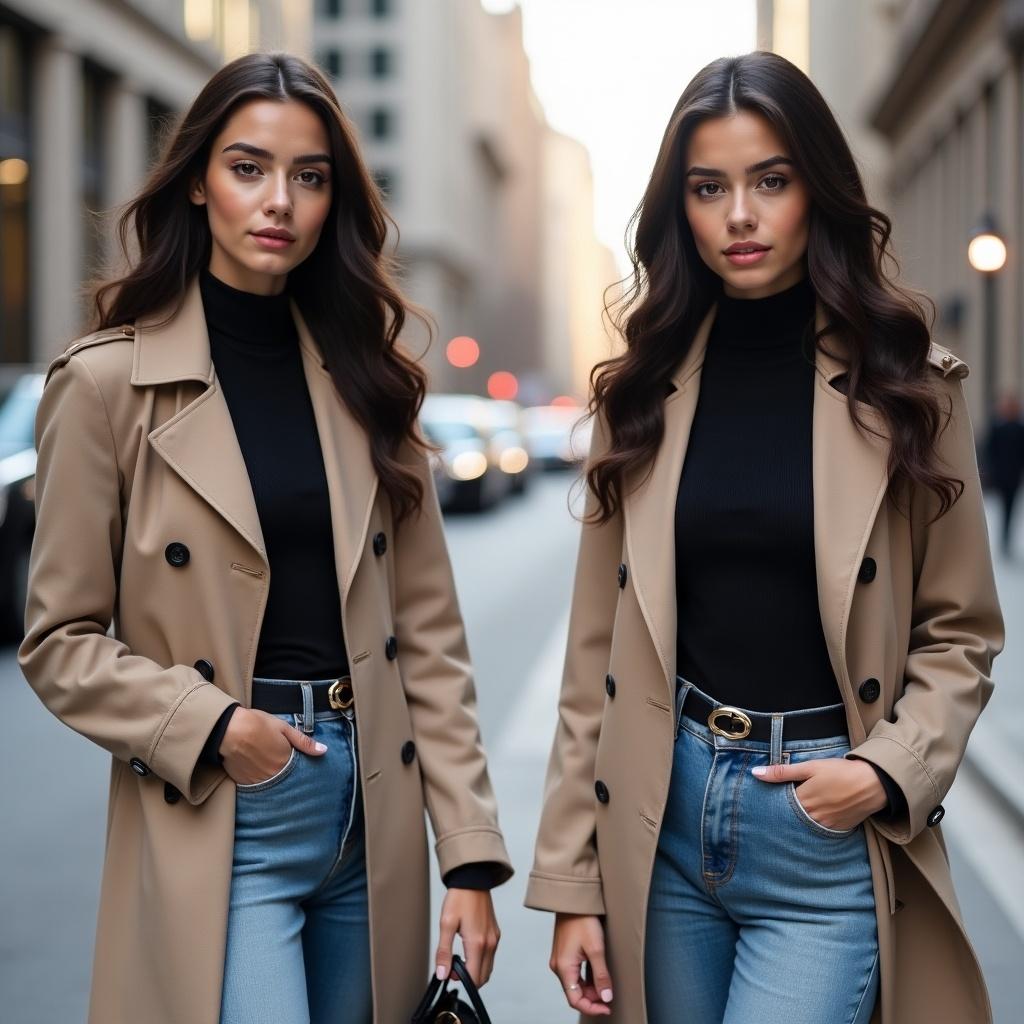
[205,171,257,229]
[772,190,811,246]
[684,198,716,252]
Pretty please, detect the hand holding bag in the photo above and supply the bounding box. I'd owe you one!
[410,953,492,1024]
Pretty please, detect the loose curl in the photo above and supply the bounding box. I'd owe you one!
[587,51,961,525]
[91,52,431,523]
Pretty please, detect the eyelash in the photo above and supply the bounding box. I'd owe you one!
[693,174,788,198]
[230,161,327,187]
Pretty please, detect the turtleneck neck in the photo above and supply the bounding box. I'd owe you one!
[711,273,816,350]
[199,266,296,356]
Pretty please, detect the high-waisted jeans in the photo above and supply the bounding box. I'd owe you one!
[219,677,372,1024]
[644,677,880,1024]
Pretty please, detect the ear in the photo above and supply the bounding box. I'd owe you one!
[188,176,207,206]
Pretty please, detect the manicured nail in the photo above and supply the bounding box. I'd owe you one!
[315,742,327,753]
[751,766,767,776]
[436,965,448,980]
[601,988,613,1002]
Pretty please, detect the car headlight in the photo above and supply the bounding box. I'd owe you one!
[498,446,529,474]
[450,451,488,481]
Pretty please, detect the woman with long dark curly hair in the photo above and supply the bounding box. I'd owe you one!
[525,51,1002,1023]
[20,52,511,1024]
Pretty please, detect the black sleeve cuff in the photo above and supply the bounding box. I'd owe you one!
[443,861,505,891]
[850,755,907,822]
[199,703,240,768]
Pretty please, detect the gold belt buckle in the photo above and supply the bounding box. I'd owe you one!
[707,705,752,739]
[327,678,354,711]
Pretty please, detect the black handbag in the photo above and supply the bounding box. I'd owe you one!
[410,954,491,1024]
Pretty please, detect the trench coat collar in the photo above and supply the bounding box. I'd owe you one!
[136,275,378,596]
[626,297,891,730]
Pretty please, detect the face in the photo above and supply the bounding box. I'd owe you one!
[189,98,333,295]
[683,110,810,299]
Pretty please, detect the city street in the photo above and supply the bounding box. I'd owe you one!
[1,471,1021,1022]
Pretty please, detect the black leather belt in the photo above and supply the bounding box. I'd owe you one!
[679,684,848,741]
[251,677,354,714]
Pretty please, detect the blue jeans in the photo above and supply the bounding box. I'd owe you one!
[220,678,372,1024]
[644,678,879,1024]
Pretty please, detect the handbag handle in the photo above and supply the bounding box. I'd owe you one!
[410,954,491,1024]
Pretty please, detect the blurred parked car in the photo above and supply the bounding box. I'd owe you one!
[420,394,509,512]
[0,372,44,641]
[522,404,592,470]
[474,398,532,495]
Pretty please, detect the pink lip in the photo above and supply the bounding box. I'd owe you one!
[251,230,294,250]
[725,247,770,266]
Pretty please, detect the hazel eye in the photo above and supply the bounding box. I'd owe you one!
[296,170,326,186]
[696,182,723,198]
[761,174,787,191]
[233,161,261,177]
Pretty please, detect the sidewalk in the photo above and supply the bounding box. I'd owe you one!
[965,496,1024,823]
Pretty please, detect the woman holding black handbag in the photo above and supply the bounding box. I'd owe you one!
[21,51,511,1024]
[525,51,1003,1023]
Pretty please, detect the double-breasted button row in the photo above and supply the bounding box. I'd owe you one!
[857,557,877,584]
[617,563,628,589]
[401,740,416,765]
[194,659,215,682]
[605,674,616,698]
[165,541,190,568]
[594,779,610,804]
[373,531,388,556]
[164,783,181,805]
[926,805,945,827]
[858,677,880,703]
[385,635,398,660]
[129,757,150,777]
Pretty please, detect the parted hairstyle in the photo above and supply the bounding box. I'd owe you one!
[588,50,962,525]
[92,51,430,522]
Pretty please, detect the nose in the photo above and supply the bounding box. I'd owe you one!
[725,191,756,232]
[263,169,294,218]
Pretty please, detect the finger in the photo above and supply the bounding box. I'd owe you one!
[584,942,614,1006]
[556,959,611,1017]
[434,908,458,981]
[479,927,499,986]
[285,724,327,756]
[751,761,814,783]
[461,934,485,988]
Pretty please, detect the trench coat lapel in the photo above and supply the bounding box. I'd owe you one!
[625,298,892,716]
[136,276,378,599]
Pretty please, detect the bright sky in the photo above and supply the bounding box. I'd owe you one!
[481,0,757,273]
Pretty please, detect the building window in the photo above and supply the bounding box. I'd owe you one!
[371,0,391,17]
[317,0,344,17]
[319,49,343,79]
[372,168,395,200]
[370,107,392,139]
[82,61,110,282]
[370,47,392,78]
[145,97,174,167]
[0,20,31,362]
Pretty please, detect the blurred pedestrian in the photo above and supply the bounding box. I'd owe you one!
[525,51,1003,1024]
[19,52,510,1024]
[983,391,1024,555]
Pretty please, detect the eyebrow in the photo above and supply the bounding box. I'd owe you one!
[222,142,333,165]
[686,155,795,177]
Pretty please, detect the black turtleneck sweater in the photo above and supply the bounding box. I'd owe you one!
[674,274,905,819]
[195,268,498,887]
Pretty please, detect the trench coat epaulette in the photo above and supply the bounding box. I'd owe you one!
[926,340,969,380]
[44,324,135,386]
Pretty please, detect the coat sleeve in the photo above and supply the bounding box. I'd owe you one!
[845,372,1004,843]
[392,443,513,885]
[524,410,620,916]
[18,354,237,804]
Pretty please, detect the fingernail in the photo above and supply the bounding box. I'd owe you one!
[315,742,327,753]
[751,766,767,776]
[601,988,613,1002]
[436,965,448,980]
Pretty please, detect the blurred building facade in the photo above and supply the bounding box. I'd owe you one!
[760,0,1024,426]
[0,0,309,366]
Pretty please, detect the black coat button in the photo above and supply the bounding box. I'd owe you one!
[165,542,190,568]
[401,740,416,765]
[858,677,881,703]
[926,805,945,827]
[617,563,628,589]
[857,557,877,583]
[605,674,616,698]
[193,659,215,682]
[164,783,181,805]
[129,757,150,777]
[594,780,610,804]
[373,531,388,556]
[385,635,398,660]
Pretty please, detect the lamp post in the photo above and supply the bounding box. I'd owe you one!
[967,212,1006,417]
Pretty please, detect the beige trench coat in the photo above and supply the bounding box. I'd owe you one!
[525,300,1004,1023]
[19,277,513,1024]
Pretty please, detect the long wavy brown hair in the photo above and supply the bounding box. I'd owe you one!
[92,52,430,522]
[587,50,961,525]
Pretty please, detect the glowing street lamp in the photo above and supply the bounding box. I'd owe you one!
[446,336,480,368]
[968,212,1006,416]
